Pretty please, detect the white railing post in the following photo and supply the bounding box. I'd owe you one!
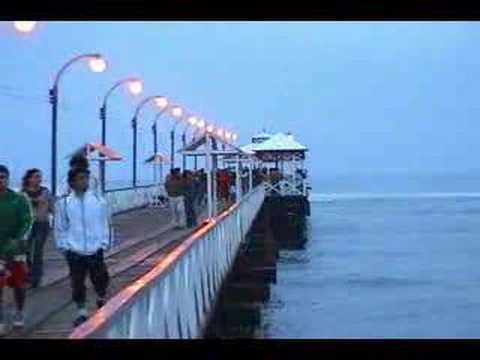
[206,134,214,219]
[235,154,241,202]
[248,159,253,192]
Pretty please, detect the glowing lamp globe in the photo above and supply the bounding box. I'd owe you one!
[197,119,206,129]
[171,106,183,118]
[89,57,107,73]
[14,21,37,33]
[128,80,143,96]
[188,116,198,126]
[154,96,169,109]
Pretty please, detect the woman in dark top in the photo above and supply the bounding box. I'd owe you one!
[22,169,54,288]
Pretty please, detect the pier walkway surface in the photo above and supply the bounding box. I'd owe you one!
[2,205,208,338]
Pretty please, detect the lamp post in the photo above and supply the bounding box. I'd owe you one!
[49,53,107,196]
[205,123,219,214]
[99,78,143,193]
[168,106,184,171]
[181,115,199,171]
[193,118,206,170]
[151,101,170,182]
[131,96,168,187]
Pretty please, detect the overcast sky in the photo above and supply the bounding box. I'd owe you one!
[1,21,480,190]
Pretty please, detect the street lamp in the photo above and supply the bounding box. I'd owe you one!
[13,21,37,33]
[190,118,207,170]
[187,115,198,127]
[206,124,215,134]
[196,118,206,131]
[99,77,143,193]
[131,95,167,187]
[151,99,170,157]
[168,105,185,170]
[180,115,199,170]
[49,53,107,196]
[183,115,199,146]
[150,99,170,185]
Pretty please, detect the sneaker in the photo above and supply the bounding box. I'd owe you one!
[73,315,88,328]
[12,312,25,328]
[0,323,7,337]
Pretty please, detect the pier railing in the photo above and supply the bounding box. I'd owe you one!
[264,176,306,197]
[105,184,161,214]
[70,184,266,339]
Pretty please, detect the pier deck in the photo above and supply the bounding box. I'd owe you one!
[1,205,207,338]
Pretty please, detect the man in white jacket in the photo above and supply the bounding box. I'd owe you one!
[55,167,113,327]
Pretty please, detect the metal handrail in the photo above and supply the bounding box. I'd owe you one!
[105,184,159,193]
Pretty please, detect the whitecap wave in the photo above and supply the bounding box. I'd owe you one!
[309,192,480,202]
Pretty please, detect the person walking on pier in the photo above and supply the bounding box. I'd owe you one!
[197,169,207,208]
[54,167,112,328]
[217,169,231,209]
[21,169,54,289]
[182,170,197,228]
[0,165,34,335]
[165,168,186,229]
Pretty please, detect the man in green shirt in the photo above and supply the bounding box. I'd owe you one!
[0,165,34,336]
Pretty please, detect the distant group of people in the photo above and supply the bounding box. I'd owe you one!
[164,166,255,227]
[0,154,112,335]
[252,167,284,186]
[165,168,207,228]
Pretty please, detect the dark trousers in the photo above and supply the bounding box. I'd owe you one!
[184,196,197,228]
[27,221,49,285]
[65,250,109,307]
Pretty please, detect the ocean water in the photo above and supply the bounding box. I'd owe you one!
[260,193,480,338]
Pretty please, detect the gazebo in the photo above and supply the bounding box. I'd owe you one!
[241,132,309,197]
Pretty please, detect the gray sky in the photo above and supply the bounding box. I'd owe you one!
[1,21,480,189]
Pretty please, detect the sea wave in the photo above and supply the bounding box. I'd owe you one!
[309,192,480,202]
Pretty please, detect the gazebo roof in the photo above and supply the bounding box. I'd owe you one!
[252,131,273,139]
[240,132,307,155]
[240,143,258,155]
[145,153,169,164]
[179,133,249,156]
[66,143,123,161]
[253,132,308,152]
[179,135,206,152]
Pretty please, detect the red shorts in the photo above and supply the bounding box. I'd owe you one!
[0,261,27,289]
